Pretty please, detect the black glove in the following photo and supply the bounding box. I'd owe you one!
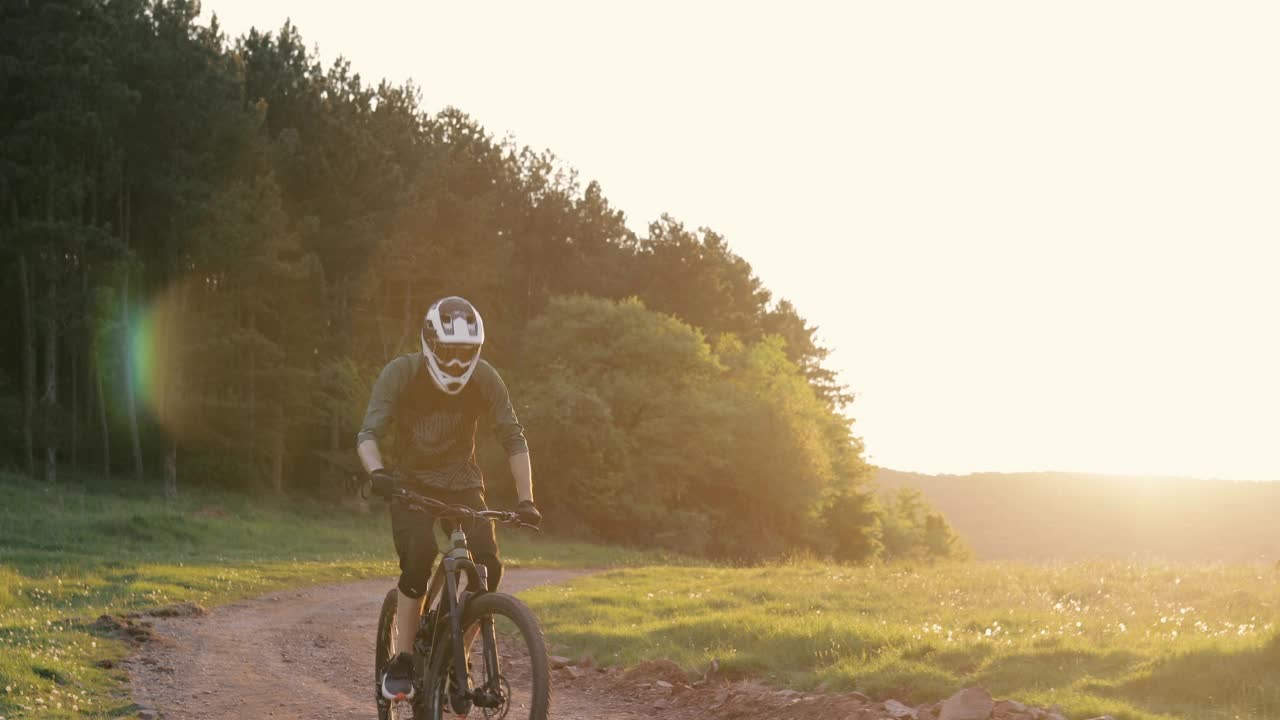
[515,500,542,527]
[370,468,397,499]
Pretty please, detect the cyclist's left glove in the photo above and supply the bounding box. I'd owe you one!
[516,500,542,527]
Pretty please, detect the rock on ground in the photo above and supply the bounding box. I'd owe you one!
[939,687,996,720]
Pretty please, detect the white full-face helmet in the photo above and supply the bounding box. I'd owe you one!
[421,296,485,394]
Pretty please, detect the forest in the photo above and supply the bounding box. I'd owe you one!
[0,0,962,562]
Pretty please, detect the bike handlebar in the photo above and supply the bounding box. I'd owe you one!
[388,487,539,530]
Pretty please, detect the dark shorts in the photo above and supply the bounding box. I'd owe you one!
[390,485,501,598]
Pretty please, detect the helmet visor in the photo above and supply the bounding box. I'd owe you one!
[426,338,480,377]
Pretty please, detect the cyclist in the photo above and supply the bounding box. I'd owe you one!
[357,295,542,702]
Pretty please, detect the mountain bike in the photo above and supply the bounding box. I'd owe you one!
[374,488,550,719]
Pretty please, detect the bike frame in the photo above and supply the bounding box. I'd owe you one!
[394,490,520,715]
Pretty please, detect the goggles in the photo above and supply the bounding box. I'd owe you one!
[426,338,480,377]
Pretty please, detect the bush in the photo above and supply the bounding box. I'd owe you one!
[880,487,969,561]
[519,296,881,561]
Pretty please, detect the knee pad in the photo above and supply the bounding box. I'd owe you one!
[398,574,428,599]
[473,551,503,591]
[398,558,433,599]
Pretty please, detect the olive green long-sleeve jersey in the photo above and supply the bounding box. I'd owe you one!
[357,354,528,490]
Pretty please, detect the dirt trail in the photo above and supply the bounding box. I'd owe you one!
[126,570,654,719]
[123,572,1016,720]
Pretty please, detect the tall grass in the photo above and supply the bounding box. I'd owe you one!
[522,561,1279,720]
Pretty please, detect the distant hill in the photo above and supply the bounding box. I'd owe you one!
[875,468,1280,563]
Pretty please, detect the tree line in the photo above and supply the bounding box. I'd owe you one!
[0,0,963,562]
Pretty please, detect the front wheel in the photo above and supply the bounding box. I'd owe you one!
[423,592,550,720]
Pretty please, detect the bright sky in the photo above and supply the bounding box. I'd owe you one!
[203,1,1280,481]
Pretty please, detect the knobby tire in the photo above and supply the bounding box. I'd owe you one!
[424,592,551,720]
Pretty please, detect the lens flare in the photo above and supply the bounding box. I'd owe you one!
[127,277,203,441]
[130,305,157,412]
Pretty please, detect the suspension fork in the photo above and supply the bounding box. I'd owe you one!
[443,557,472,713]
[478,614,501,695]
[473,563,504,705]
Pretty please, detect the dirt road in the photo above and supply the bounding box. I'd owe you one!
[126,570,655,719]
[123,571,984,720]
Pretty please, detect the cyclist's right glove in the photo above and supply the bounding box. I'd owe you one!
[516,500,542,527]
[370,468,397,499]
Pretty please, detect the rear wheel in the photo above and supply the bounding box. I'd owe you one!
[423,592,550,720]
[375,588,414,720]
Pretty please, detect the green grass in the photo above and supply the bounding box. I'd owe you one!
[6,474,1277,720]
[0,474,668,719]
[521,562,1280,720]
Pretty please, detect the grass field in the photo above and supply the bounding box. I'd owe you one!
[4,475,1276,720]
[522,562,1279,720]
[0,475,667,719]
